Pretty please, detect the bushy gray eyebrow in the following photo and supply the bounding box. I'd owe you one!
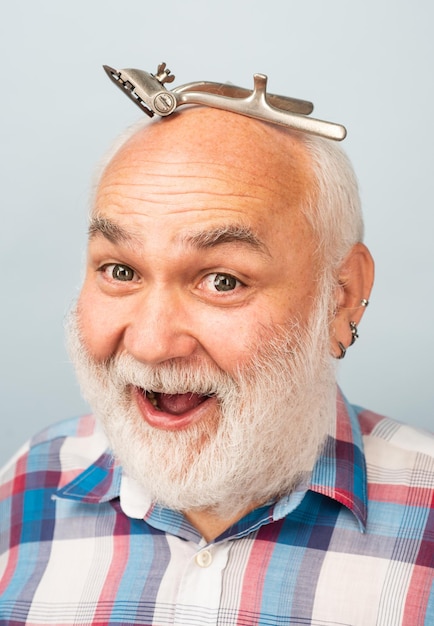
[88,216,270,257]
[181,225,270,256]
[88,215,136,243]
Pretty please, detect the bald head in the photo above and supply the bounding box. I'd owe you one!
[124,107,310,167]
[97,107,315,227]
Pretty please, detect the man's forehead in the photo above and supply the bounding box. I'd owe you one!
[97,108,315,225]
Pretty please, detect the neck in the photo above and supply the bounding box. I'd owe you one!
[185,502,260,542]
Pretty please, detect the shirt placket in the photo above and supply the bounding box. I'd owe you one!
[172,540,231,625]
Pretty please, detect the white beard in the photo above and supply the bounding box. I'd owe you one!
[66,295,337,518]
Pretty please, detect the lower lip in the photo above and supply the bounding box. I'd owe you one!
[132,387,218,431]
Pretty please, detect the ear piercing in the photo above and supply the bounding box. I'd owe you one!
[337,342,347,359]
[336,320,359,359]
[335,299,369,359]
[349,321,359,345]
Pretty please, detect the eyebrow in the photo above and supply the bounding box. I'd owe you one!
[181,225,270,256]
[88,215,270,257]
[88,215,141,245]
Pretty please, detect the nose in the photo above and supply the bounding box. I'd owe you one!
[122,286,199,365]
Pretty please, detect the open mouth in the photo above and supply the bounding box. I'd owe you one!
[133,387,217,430]
[144,389,211,416]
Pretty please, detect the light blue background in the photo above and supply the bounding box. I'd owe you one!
[1,1,433,465]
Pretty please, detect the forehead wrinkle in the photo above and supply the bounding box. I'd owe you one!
[103,189,263,203]
[180,224,271,257]
[101,179,270,202]
[103,159,282,198]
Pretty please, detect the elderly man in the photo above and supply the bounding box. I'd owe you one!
[1,64,433,626]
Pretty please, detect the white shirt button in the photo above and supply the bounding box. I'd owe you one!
[195,549,213,568]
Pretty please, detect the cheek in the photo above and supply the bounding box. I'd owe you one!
[193,304,276,374]
[205,290,316,374]
[200,322,250,373]
[77,286,124,361]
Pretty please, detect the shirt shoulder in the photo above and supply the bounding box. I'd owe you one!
[352,405,434,493]
[0,415,105,493]
[30,414,98,447]
[355,405,434,456]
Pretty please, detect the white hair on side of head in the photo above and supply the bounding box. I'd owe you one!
[299,134,364,270]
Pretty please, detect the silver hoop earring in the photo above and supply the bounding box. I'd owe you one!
[337,341,346,359]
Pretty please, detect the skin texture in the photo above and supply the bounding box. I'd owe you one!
[77,108,374,539]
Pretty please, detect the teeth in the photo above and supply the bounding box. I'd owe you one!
[146,390,160,410]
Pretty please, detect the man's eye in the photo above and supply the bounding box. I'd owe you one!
[206,273,242,292]
[106,264,136,282]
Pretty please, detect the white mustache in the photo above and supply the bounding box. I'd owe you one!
[102,353,240,399]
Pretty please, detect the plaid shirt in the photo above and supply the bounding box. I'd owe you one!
[1,390,433,626]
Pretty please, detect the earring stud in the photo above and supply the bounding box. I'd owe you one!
[349,321,359,345]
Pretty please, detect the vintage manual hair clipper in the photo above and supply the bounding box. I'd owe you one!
[103,62,346,141]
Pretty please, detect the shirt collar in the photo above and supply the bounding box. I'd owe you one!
[56,449,122,503]
[308,390,367,530]
[56,389,367,531]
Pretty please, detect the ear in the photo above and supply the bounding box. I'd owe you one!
[331,243,375,358]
